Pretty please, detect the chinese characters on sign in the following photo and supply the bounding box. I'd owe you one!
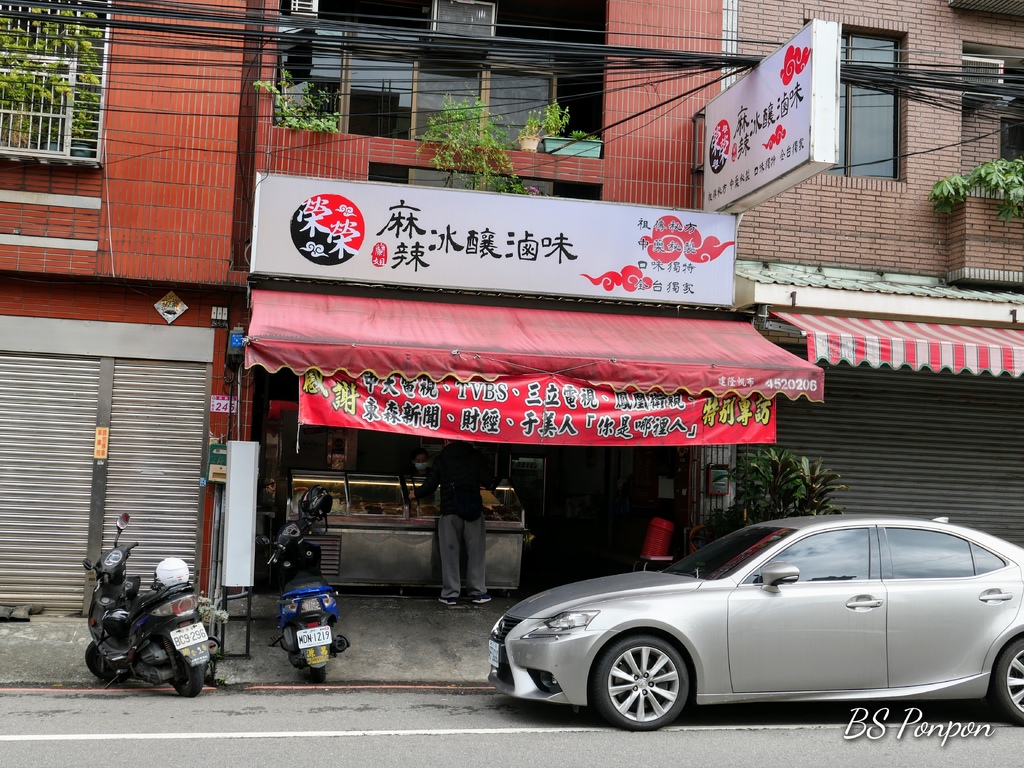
[251,175,738,307]
[298,370,776,447]
[703,19,840,213]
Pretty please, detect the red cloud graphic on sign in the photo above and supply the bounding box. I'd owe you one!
[763,125,787,149]
[639,216,735,264]
[581,265,653,293]
[780,45,810,85]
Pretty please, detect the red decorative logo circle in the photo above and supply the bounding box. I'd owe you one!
[290,194,365,266]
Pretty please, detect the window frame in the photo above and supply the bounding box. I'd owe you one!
[277,17,556,140]
[879,526,1007,580]
[741,526,878,584]
[828,32,900,179]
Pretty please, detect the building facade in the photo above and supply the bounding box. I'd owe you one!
[0,1,250,612]
[3,0,1022,612]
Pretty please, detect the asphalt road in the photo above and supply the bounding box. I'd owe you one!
[1,685,1021,768]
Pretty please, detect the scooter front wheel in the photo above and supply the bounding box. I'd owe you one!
[310,665,327,684]
[85,641,117,683]
[172,660,206,697]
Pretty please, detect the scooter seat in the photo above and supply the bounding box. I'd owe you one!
[282,572,332,596]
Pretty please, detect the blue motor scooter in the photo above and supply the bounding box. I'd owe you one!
[261,485,349,683]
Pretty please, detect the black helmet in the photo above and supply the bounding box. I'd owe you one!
[299,485,332,519]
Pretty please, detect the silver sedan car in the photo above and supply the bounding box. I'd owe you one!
[489,514,1024,730]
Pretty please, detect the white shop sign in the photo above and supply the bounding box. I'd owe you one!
[251,173,738,307]
[703,19,841,214]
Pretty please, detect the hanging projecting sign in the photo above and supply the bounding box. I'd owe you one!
[250,173,737,307]
[703,19,841,214]
[298,370,776,447]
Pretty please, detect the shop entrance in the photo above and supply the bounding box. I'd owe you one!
[252,369,697,594]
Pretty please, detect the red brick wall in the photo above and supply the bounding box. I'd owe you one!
[604,0,724,207]
[0,0,249,288]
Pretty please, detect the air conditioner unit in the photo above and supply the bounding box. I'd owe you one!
[432,0,496,37]
[290,0,318,17]
[962,55,1004,104]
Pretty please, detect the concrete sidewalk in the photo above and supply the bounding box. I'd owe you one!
[0,592,515,688]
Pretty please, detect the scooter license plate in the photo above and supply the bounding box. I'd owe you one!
[170,623,209,651]
[297,625,332,649]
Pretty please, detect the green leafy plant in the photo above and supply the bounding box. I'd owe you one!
[520,101,570,140]
[418,93,517,191]
[929,158,1024,221]
[520,110,544,140]
[706,447,849,539]
[253,70,340,132]
[0,7,103,151]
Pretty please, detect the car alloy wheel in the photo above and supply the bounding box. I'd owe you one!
[590,633,688,731]
[988,637,1024,725]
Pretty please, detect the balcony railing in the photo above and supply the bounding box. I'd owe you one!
[0,54,100,162]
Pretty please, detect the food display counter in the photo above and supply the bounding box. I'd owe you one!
[289,471,526,588]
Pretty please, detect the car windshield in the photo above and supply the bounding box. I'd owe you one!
[665,525,797,580]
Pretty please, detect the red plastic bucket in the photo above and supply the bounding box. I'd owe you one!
[640,517,675,559]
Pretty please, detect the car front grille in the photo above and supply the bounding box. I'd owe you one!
[493,614,522,643]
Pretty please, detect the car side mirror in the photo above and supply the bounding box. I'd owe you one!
[255,535,271,546]
[760,561,800,592]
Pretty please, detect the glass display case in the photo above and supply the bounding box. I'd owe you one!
[289,470,526,588]
[406,477,525,528]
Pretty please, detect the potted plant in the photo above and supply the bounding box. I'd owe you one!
[544,129,603,159]
[517,101,569,153]
[516,111,544,152]
[705,447,849,539]
[418,93,518,191]
[253,70,340,132]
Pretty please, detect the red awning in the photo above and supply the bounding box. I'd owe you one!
[246,289,824,401]
[775,312,1024,376]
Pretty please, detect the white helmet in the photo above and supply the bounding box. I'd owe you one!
[155,558,190,586]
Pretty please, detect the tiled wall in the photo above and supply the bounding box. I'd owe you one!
[736,2,1024,277]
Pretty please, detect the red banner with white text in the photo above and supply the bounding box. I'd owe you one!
[298,371,775,447]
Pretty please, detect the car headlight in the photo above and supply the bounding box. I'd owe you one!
[521,610,600,638]
[545,610,599,630]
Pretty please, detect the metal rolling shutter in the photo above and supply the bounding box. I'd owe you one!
[776,362,1024,545]
[0,353,101,612]
[102,361,208,584]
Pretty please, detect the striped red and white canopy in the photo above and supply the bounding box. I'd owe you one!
[775,312,1024,377]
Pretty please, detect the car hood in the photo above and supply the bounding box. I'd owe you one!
[507,571,700,618]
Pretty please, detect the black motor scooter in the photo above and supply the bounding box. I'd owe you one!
[259,485,349,683]
[82,512,210,697]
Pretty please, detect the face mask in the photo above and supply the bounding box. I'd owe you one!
[414,462,429,471]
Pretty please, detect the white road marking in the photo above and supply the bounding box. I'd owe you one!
[0,724,831,742]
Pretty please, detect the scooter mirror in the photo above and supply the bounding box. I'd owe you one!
[116,513,130,530]
[255,535,271,546]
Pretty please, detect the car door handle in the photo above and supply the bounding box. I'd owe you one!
[846,595,883,610]
[979,590,1014,604]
